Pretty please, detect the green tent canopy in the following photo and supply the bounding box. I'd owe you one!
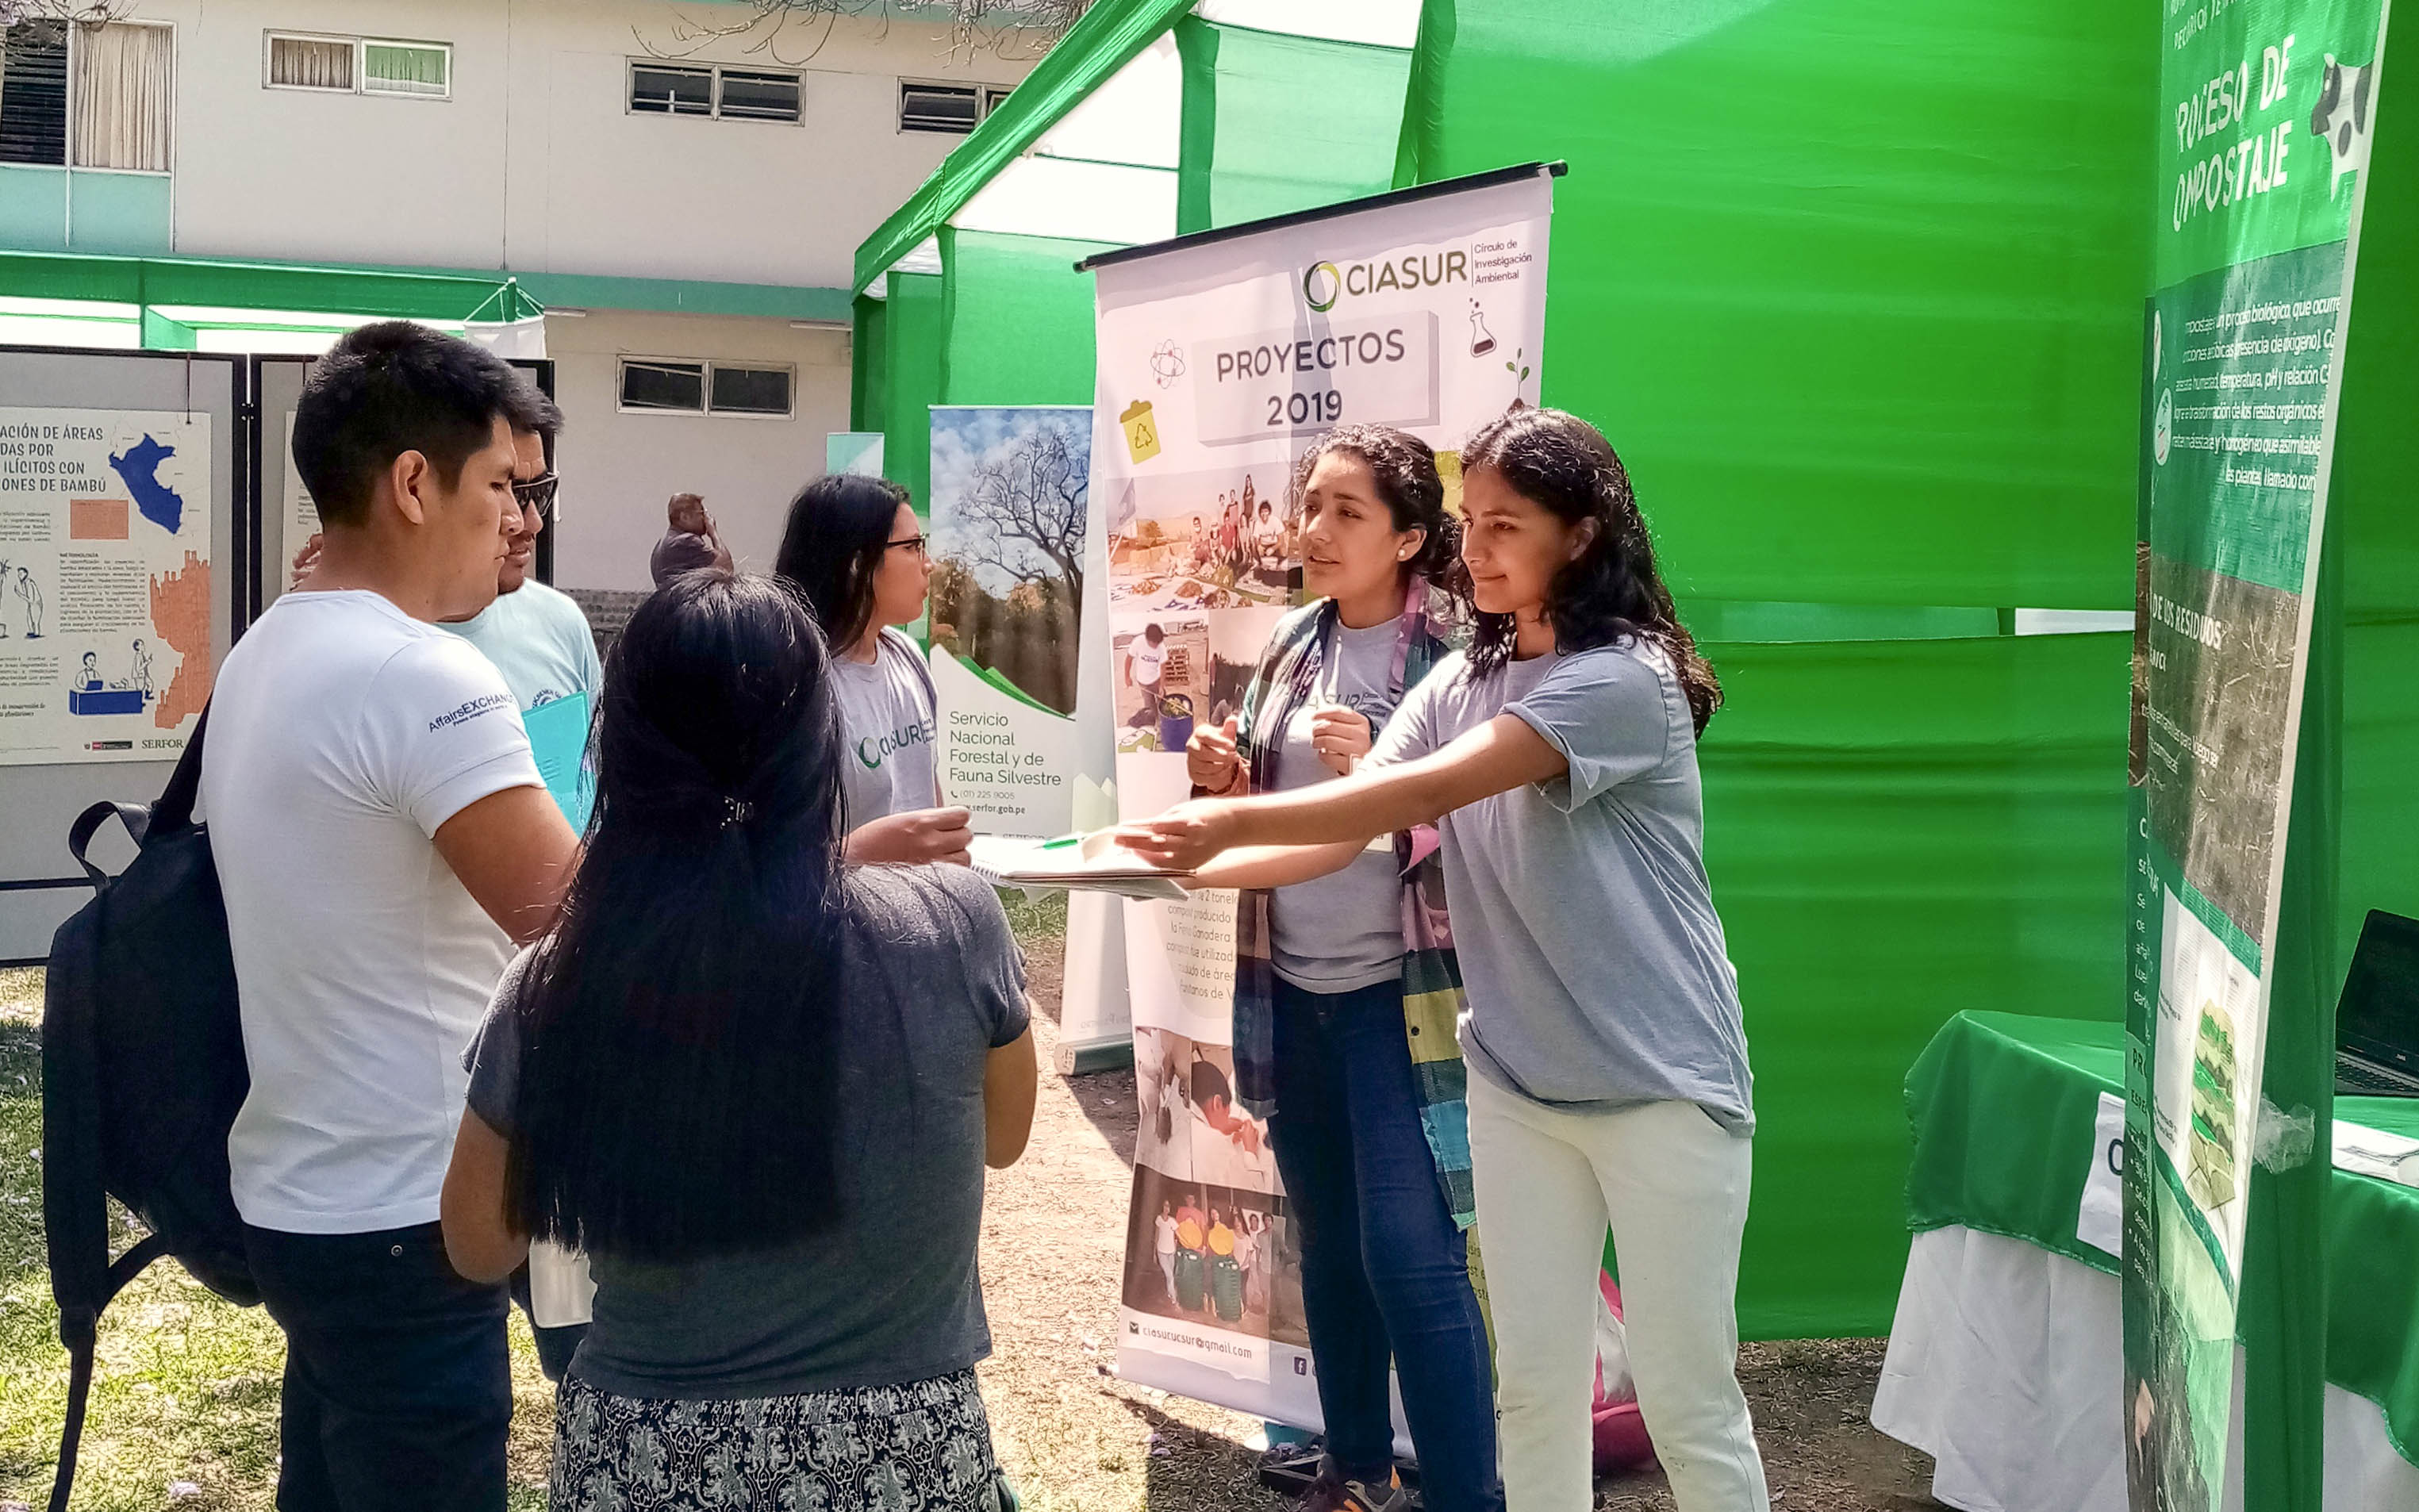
[849,0,2419,1346]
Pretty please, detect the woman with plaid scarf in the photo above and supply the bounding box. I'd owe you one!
[1127,409,1767,1512]
[1179,425,1500,1512]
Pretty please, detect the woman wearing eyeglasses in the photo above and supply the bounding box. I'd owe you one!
[775,474,973,866]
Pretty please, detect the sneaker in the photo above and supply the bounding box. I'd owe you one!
[1301,1464,1408,1512]
[1334,1471,1408,1512]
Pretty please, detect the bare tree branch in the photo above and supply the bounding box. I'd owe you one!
[637,1,1089,66]
[959,424,1087,609]
[0,1,143,27]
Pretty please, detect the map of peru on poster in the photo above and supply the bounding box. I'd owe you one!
[1088,170,1554,1426]
[0,409,212,766]
[2121,5,2389,1509]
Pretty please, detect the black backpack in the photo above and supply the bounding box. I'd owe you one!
[40,708,255,1512]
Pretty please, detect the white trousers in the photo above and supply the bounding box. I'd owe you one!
[1468,1075,1770,1512]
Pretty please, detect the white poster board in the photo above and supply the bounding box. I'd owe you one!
[0,409,213,766]
[1089,169,1557,1423]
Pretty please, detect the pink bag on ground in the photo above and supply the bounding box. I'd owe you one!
[1592,1272,1656,1472]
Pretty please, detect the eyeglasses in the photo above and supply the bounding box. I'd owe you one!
[887,534,928,556]
[512,472,560,521]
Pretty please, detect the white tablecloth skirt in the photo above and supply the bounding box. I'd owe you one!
[1870,1226,2419,1512]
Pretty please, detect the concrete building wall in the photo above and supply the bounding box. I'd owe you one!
[155,0,1023,289]
[545,309,850,593]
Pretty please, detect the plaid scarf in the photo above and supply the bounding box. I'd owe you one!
[1226,575,1475,1229]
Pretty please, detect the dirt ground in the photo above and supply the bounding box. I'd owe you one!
[981,932,1947,1512]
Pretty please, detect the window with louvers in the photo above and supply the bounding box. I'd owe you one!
[899,81,980,134]
[0,21,70,166]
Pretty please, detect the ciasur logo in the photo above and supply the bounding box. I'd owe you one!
[1302,250,1470,312]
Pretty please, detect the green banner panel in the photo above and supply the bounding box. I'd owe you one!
[1173,19,1411,235]
[937,229,1113,407]
[1411,0,2152,609]
[881,271,945,515]
[853,294,888,436]
[1699,631,2131,1336]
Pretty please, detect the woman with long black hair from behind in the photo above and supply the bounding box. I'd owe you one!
[440,570,1039,1511]
[774,473,973,865]
[1180,425,1499,1512]
[1124,409,1768,1512]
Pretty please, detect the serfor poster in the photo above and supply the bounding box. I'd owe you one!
[928,406,1094,839]
[2121,6,2389,1510]
[1089,168,1555,1424]
[0,409,212,766]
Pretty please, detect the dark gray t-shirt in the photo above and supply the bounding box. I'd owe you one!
[1368,642,1754,1133]
[463,863,1028,1398]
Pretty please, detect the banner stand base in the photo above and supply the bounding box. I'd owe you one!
[1054,1034,1135,1076]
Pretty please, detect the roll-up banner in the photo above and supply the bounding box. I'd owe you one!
[2121,6,2390,1510]
[1085,166,1557,1423]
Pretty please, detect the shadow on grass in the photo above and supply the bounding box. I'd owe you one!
[1110,1393,1289,1512]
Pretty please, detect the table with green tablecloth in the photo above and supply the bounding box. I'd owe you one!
[1870,1011,2419,1512]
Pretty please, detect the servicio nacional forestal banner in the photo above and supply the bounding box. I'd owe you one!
[1085,166,1556,1426]
[2121,5,2390,1510]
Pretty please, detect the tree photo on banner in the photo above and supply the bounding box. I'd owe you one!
[0,409,212,766]
[2122,4,2390,1510]
[928,405,1095,837]
[1087,167,1556,1428]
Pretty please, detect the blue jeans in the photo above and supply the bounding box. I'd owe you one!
[1267,976,1503,1512]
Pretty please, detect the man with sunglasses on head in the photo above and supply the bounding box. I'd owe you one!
[297,408,602,730]
[436,414,605,730]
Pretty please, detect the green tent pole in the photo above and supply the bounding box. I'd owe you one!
[2240,505,2340,1512]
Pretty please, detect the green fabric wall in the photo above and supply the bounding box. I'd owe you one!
[1411,0,2156,1337]
[1695,631,2130,1335]
[1175,19,1412,234]
[1411,0,2152,612]
[2333,71,2419,972]
[937,228,1115,406]
[852,294,888,436]
[881,271,945,514]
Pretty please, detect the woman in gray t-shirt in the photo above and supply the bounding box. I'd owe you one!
[440,570,1037,1512]
[1183,426,1499,1512]
[775,473,971,868]
[1127,409,1771,1512]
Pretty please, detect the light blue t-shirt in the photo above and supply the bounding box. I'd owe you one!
[439,580,604,715]
[1368,641,1754,1133]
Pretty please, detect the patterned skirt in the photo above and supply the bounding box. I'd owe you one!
[551,1368,1004,1511]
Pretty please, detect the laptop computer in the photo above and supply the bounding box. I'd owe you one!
[2336,910,2419,1096]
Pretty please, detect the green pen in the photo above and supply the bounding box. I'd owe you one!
[1036,832,1086,850]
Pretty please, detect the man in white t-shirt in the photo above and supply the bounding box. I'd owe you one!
[204,322,579,1512]
[1127,623,1169,729]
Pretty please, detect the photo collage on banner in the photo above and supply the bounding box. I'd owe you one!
[1088,169,1556,1426]
[0,409,213,766]
[2121,4,2389,1509]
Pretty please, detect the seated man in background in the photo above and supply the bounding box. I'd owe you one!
[649,490,733,585]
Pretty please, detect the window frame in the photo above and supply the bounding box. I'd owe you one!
[263,31,451,102]
[2,17,179,175]
[616,357,797,420]
[359,38,452,101]
[897,79,982,135]
[625,59,715,117]
[624,59,803,125]
[705,361,797,420]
